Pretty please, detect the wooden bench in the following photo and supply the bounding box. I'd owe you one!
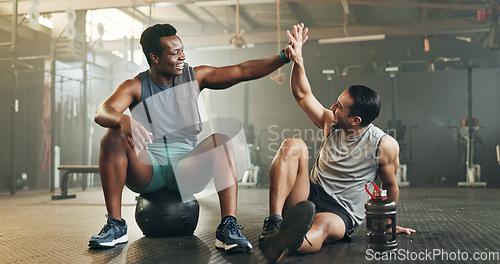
[51,165,100,200]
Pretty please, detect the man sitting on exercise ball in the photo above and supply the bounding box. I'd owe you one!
[89,23,307,253]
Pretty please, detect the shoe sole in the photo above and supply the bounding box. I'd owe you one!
[89,234,128,248]
[260,201,315,263]
[259,219,284,248]
[258,232,274,249]
[258,235,266,249]
[215,238,252,253]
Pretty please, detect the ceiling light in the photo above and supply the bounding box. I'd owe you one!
[194,43,255,51]
[384,66,399,72]
[318,34,385,44]
[38,16,53,29]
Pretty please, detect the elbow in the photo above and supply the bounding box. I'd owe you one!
[384,181,399,190]
[293,95,305,104]
[381,179,399,191]
[94,114,102,126]
[292,90,306,101]
[94,106,104,125]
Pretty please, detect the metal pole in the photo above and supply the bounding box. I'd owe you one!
[243,82,249,127]
[81,11,92,189]
[466,67,473,125]
[328,74,333,104]
[466,66,473,169]
[321,69,335,105]
[83,35,89,165]
[391,72,397,128]
[50,40,56,193]
[11,0,18,195]
[49,29,65,193]
[82,22,90,189]
[323,70,334,103]
[385,66,399,135]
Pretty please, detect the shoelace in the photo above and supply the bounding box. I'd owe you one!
[224,219,244,236]
[99,215,116,234]
[304,236,313,247]
[263,217,282,231]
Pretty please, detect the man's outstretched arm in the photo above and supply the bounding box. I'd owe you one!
[287,24,332,131]
[194,25,308,90]
[195,56,285,90]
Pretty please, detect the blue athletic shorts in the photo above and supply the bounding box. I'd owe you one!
[126,142,193,194]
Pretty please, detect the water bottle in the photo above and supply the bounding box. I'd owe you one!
[365,182,397,252]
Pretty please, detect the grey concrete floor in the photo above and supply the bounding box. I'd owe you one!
[1,186,499,263]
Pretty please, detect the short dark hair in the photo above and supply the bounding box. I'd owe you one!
[347,85,381,126]
[140,24,177,65]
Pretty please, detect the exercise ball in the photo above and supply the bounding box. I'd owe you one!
[135,188,199,237]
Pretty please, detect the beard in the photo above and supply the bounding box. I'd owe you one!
[331,118,350,131]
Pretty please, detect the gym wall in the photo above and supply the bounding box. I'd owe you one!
[2,25,500,191]
[182,34,500,187]
[0,31,50,190]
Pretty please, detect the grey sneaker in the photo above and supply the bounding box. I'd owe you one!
[260,201,315,263]
[88,215,128,248]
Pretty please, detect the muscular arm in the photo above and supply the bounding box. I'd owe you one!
[290,57,333,131]
[94,79,136,128]
[378,136,416,234]
[194,24,309,90]
[194,55,286,90]
[378,135,400,203]
[287,24,332,131]
[94,78,152,150]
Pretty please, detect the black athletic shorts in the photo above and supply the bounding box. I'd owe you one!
[307,182,355,240]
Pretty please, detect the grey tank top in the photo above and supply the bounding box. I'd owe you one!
[310,124,386,227]
[130,64,202,147]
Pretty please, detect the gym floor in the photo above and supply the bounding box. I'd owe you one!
[0,185,499,264]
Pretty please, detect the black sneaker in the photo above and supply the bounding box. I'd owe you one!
[260,201,315,263]
[258,215,283,248]
[88,215,128,248]
[215,216,253,253]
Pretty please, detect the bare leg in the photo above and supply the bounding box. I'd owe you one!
[98,128,153,220]
[213,135,238,218]
[263,138,346,257]
[184,134,252,252]
[269,138,310,216]
[181,133,238,219]
[217,182,237,218]
[298,213,346,254]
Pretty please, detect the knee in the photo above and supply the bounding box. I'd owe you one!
[100,128,127,151]
[312,215,331,235]
[278,138,308,159]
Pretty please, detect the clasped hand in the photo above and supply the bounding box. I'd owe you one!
[285,23,309,63]
[121,115,152,150]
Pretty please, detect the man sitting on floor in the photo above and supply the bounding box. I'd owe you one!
[259,24,416,263]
